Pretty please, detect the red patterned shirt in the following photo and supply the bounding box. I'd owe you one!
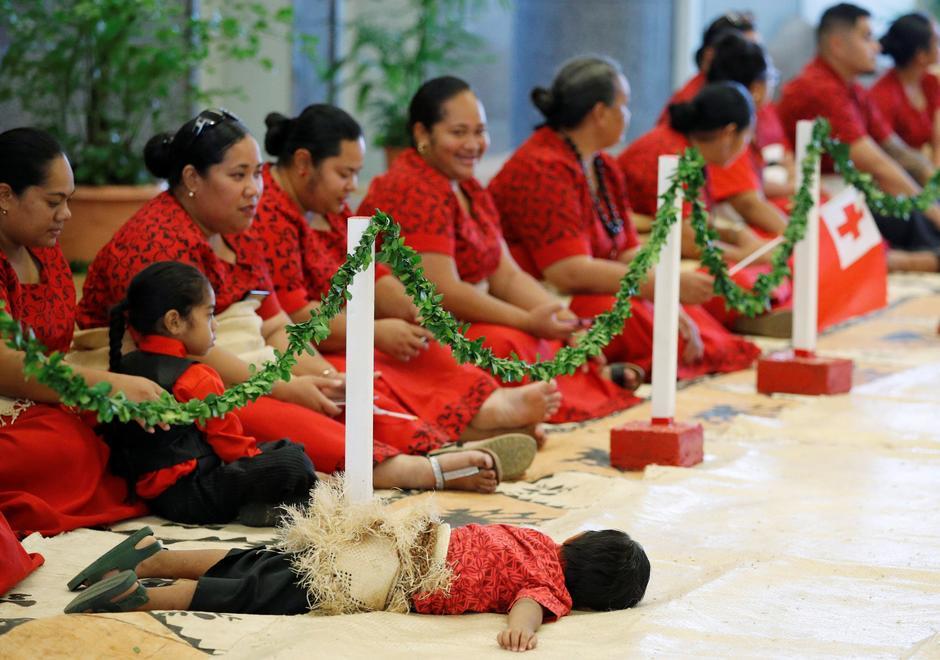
[357,149,503,284]
[412,524,572,619]
[489,127,638,277]
[252,164,391,314]
[778,56,892,171]
[0,246,75,354]
[77,191,281,329]
[870,68,940,150]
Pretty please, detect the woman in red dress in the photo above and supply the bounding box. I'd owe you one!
[358,77,640,423]
[252,105,560,443]
[0,128,166,537]
[77,110,512,493]
[490,58,759,379]
[871,13,940,166]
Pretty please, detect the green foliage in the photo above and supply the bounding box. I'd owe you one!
[0,0,312,185]
[329,0,501,148]
[0,118,918,424]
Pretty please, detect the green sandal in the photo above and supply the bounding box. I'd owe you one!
[429,433,537,481]
[64,570,149,614]
[67,527,161,591]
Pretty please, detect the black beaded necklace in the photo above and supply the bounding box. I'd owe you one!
[559,131,624,238]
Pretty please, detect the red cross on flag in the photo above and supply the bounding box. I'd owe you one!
[817,186,887,330]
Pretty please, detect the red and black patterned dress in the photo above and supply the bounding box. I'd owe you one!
[358,148,638,423]
[491,126,759,378]
[0,245,146,537]
[251,164,497,449]
[76,191,402,471]
[870,68,940,151]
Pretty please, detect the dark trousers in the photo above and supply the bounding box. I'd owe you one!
[873,210,940,253]
[149,439,316,524]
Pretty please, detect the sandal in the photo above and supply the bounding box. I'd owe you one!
[64,570,149,614]
[608,363,646,392]
[429,433,537,481]
[67,526,162,591]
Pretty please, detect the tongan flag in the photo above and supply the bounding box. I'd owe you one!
[817,186,887,330]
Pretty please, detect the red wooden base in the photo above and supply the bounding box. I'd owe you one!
[756,350,853,395]
[610,420,704,471]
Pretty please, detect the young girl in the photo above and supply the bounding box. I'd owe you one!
[64,480,650,653]
[97,261,317,535]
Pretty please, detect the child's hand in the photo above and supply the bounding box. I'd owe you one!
[497,628,537,652]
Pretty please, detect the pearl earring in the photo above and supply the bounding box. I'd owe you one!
[187,190,195,198]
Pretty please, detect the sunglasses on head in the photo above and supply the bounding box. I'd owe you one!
[182,108,241,148]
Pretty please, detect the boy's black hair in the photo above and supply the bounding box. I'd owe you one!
[561,530,650,611]
[817,3,871,43]
[108,261,212,371]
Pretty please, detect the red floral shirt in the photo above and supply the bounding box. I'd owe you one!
[870,68,940,150]
[357,149,503,284]
[489,127,639,277]
[412,524,572,619]
[778,56,892,172]
[132,335,261,499]
[0,245,75,354]
[252,164,391,314]
[77,191,281,329]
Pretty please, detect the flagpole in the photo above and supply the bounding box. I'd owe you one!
[792,119,821,354]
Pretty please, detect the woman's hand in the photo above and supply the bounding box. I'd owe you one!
[104,373,166,403]
[524,302,579,340]
[271,376,343,416]
[678,310,704,365]
[375,319,433,362]
[678,271,714,305]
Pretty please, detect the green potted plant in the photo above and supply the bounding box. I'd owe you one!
[331,0,500,165]
[0,0,310,266]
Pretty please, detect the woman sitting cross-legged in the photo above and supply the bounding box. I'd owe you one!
[75,109,535,493]
[251,104,561,445]
[490,57,760,378]
[358,77,641,423]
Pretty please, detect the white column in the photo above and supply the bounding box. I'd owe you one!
[344,216,375,502]
[792,120,821,353]
[650,155,683,421]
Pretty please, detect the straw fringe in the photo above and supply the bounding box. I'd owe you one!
[274,477,453,615]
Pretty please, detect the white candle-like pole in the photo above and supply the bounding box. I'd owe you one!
[650,155,683,422]
[344,216,375,502]
[792,120,821,354]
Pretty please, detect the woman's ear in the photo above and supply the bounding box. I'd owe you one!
[0,183,13,213]
[413,122,431,149]
[162,309,185,337]
[292,148,314,175]
[181,164,201,196]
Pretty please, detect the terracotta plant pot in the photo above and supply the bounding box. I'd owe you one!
[60,184,164,266]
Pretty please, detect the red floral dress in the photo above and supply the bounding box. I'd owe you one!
[359,148,639,423]
[0,245,145,537]
[76,191,399,472]
[251,164,497,448]
[491,126,759,378]
[412,524,572,618]
[870,68,940,151]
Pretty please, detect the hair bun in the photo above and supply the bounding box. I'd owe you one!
[530,87,555,117]
[667,101,698,133]
[264,112,292,156]
[143,132,175,179]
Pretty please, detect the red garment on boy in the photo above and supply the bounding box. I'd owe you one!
[75,191,397,473]
[412,524,572,619]
[0,245,145,537]
[491,126,759,377]
[358,149,639,423]
[870,68,940,151]
[251,164,497,445]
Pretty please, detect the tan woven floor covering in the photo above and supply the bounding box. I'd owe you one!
[2,273,940,658]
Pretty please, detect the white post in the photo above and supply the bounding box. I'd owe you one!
[344,216,375,502]
[792,120,821,354]
[650,155,682,421]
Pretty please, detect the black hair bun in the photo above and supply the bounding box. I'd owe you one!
[667,101,698,133]
[530,86,555,117]
[264,112,292,156]
[143,132,175,179]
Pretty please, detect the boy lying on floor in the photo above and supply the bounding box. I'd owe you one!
[64,482,650,653]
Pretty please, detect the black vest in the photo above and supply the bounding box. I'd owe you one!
[103,351,216,489]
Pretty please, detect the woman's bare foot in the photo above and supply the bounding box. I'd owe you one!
[472,381,561,430]
[600,364,643,390]
[373,452,498,493]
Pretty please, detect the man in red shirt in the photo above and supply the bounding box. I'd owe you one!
[778,2,940,271]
